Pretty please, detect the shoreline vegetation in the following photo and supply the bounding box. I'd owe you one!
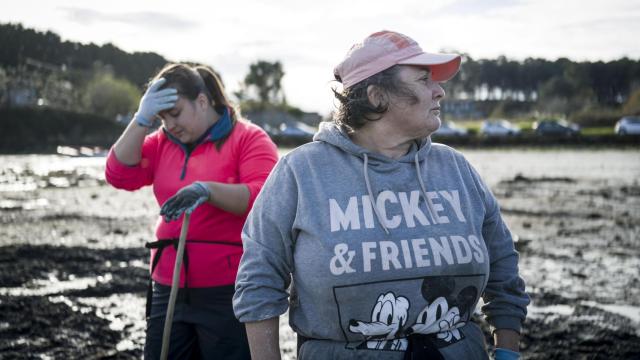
[2,22,640,155]
[1,108,638,155]
[2,23,640,153]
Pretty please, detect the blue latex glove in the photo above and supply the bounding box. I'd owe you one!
[495,348,521,360]
[134,78,178,127]
[160,182,211,222]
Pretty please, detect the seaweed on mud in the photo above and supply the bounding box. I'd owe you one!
[620,185,640,197]
[529,291,575,306]
[0,296,140,358]
[522,292,640,359]
[0,245,147,288]
[522,306,640,360]
[502,174,576,184]
[500,208,580,218]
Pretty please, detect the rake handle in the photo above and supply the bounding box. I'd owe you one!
[160,212,190,360]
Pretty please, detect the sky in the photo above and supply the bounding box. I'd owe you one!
[2,0,640,116]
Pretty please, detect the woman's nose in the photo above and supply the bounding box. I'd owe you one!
[162,117,176,130]
[433,81,445,100]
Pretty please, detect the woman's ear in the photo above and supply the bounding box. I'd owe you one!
[366,85,387,109]
[196,93,211,110]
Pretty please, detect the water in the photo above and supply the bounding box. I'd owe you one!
[463,148,640,186]
[0,155,106,192]
[3,149,637,191]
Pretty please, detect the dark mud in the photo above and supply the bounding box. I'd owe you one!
[0,245,148,358]
[1,153,640,359]
[0,245,147,292]
[496,174,640,359]
[0,296,136,359]
[520,293,640,359]
[1,156,153,358]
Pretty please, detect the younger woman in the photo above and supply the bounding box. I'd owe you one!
[106,63,278,359]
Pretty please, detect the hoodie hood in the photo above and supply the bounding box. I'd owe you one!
[313,122,432,165]
[313,121,436,235]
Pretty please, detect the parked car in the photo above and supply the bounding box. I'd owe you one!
[480,119,521,136]
[615,116,640,135]
[533,119,580,136]
[279,122,315,139]
[434,121,468,137]
[261,123,279,137]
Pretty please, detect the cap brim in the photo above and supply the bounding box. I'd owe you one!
[398,53,461,82]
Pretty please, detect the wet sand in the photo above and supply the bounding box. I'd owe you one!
[1,150,639,359]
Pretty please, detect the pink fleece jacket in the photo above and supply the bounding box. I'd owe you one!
[105,120,278,287]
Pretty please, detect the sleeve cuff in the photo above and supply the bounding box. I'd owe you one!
[234,300,289,323]
[488,315,523,334]
[106,148,140,170]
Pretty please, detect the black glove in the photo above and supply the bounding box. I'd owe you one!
[160,182,211,222]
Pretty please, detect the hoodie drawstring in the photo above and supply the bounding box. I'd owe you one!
[363,153,390,235]
[361,152,439,235]
[414,153,439,225]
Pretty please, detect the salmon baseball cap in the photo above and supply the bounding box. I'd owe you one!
[334,30,462,89]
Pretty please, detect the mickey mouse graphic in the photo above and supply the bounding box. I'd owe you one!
[348,292,410,351]
[348,277,479,351]
[406,277,478,344]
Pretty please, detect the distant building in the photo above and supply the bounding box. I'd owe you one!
[244,108,321,145]
[245,108,321,132]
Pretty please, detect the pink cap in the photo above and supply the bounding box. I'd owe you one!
[334,30,462,89]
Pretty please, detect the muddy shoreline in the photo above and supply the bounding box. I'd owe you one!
[1,151,639,359]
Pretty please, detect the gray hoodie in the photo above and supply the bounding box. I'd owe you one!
[234,122,529,359]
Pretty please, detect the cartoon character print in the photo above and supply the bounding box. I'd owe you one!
[406,277,478,344]
[348,292,409,351]
[346,277,479,351]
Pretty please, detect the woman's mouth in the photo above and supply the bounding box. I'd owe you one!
[172,130,184,138]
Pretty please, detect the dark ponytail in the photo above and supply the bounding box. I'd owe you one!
[153,63,239,149]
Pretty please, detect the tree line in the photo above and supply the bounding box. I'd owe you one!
[0,23,293,117]
[1,22,639,124]
[443,55,640,118]
[448,56,639,104]
[0,23,166,87]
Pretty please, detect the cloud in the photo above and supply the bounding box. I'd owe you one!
[236,40,275,48]
[558,15,640,31]
[436,0,524,16]
[59,7,197,30]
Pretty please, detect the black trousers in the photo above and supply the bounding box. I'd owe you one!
[144,283,250,360]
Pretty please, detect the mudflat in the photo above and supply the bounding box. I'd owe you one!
[1,150,639,359]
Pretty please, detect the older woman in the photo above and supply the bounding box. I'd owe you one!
[234,31,529,360]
